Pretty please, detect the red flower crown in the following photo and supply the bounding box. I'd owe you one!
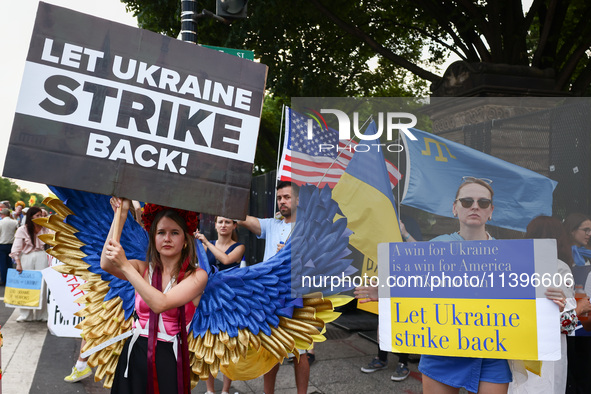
[141,203,200,234]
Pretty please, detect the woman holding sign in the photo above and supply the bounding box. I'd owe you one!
[355,177,508,393]
[102,198,208,394]
[10,206,51,322]
[416,177,513,394]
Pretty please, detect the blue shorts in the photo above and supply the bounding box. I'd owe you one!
[419,355,512,393]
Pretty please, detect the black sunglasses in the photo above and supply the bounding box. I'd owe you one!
[456,198,492,209]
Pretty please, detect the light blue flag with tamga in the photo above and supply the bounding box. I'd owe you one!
[400,128,558,232]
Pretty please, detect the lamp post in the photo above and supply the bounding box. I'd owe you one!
[180,0,198,44]
[180,0,248,45]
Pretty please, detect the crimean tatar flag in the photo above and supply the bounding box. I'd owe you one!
[401,128,558,232]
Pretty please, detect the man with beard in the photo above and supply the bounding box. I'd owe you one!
[238,181,309,394]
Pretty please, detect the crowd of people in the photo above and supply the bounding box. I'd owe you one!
[2,175,591,394]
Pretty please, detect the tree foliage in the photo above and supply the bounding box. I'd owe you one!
[0,178,45,209]
[120,0,591,171]
[121,0,591,95]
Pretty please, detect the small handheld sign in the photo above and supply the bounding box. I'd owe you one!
[5,268,43,309]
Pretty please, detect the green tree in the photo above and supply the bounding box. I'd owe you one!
[0,177,46,209]
[121,0,591,95]
[120,0,591,170]
[0,178,22,205]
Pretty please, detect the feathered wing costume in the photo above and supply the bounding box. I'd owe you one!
[36,185,355,388]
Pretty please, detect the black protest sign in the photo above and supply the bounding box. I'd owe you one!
[4,2,267,218]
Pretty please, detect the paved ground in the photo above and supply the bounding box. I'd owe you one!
[0,284,424,393]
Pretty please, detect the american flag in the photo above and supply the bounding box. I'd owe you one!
[278,107,402,188]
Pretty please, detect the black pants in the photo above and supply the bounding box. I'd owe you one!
[566,336,591,394]
[0,244,13,285]
[111,336,178,394]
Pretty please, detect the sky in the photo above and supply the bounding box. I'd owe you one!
[0,0,137,196]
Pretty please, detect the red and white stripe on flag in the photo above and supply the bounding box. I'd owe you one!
[277,107,402,188]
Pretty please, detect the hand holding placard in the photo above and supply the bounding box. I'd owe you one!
[377,239,561,361]
[4,2,268,218]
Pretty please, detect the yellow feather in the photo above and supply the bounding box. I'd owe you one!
[218,330,229,344]
[238,328,250,347]
[249,332,261,350]
[326,295,354,308]
[281,326,313,345]
[271,325,296,350]
[204,346,215,364]
[259,333,288,359]
[203,330,214,348]
[213,337,226,358]
[103,373,114,389]
[227,335,237,351]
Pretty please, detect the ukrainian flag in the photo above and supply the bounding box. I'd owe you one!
[332,121,402,314]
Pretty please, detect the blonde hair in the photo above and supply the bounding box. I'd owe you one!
[455,178,494,200]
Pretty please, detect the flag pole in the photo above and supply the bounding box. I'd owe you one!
[180,0,198,43]
[396,136,401,216]
[275,104,286,183]
[399,133,411,205]
[274,104,287,209]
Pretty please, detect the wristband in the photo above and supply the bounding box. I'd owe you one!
[403,233,410,241]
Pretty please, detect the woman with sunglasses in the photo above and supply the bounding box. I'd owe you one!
[419,177,513,394]
[563,213,591,393]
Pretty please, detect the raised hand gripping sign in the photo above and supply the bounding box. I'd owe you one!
[4,2,268,218]
[377,239,563,361]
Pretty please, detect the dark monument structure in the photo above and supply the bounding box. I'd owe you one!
[411,61,591,238]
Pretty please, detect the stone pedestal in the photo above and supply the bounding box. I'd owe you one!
[405,61,577,239]
[427,61,565,134]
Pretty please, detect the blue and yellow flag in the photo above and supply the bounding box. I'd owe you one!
[401,128,558,232]
[332,121,402,313]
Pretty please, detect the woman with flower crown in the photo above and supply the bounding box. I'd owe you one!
[101,197,208,394]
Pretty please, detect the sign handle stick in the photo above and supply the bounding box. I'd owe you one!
[113,205,122,243]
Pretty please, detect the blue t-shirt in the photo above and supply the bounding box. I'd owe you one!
[257,218,292,261]
[419,232,509,392]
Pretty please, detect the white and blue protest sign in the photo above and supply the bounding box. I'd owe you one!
[378,239,562,360]
[5,268,43,309]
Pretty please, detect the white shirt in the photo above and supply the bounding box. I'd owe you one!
[257,218,292,261]
[0,216,18,244]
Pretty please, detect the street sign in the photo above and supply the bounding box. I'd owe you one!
[202,44,255,60]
